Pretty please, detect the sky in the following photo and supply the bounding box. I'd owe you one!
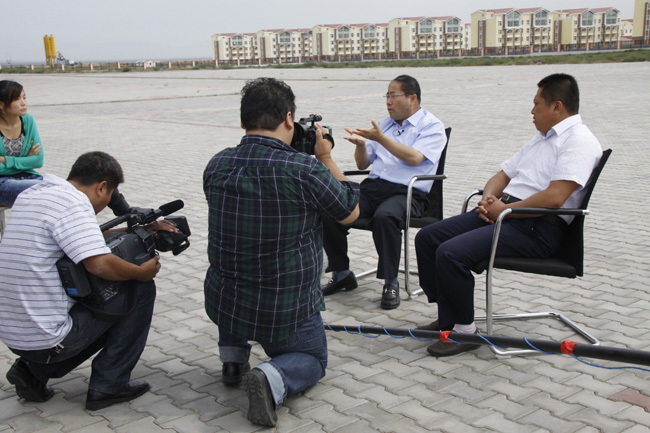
[0,0,635,64]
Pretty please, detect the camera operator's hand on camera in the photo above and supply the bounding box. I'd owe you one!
[146,219,179,235]
[313,124,333,161]
[138,256,161,281]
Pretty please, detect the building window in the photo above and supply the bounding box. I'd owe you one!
[446,18,460,33]
[605,10,617,25]
[420,18,433,34]
[231,35,244,47]
[581,11,594,27]
[506,11,521,28]
[364,25,376,39]
[338,26,350,39]
[534,10,548,26]
[279,32,291,44]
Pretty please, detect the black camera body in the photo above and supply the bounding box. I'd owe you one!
[291,114,334,155]
[57,201,191,304]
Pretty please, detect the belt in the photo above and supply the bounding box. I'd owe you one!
[500,194,520,204]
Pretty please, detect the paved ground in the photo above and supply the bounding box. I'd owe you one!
[1,62,650,432]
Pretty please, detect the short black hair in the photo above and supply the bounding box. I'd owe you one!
[537,73,580,115]
[240,77,296,131]
[392,75,421,103]
[0,80,24,118]
[67,151,124,191]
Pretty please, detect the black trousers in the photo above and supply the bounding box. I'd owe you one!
[414,210,566,326]
[10,281,156,394]
[323,178,428,280]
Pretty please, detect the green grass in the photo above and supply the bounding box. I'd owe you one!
[1,49,648,74]
[270,49,650,69]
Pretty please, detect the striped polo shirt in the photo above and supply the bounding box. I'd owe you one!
[0,173,111,350]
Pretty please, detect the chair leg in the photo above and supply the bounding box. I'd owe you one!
[355,267,378,279]
[476,268,600,356]
[0,207,7,238]
[403,225,423,300]
[352,225,424,300]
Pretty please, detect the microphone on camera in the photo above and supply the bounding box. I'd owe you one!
[157,200,184,218]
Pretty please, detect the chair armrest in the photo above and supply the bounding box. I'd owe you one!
[461,189,483,213]
[343,170,370,176]
[405,174,447,224]
[486,207,589,274]
[504,207,589,217]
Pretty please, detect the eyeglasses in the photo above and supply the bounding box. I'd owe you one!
[383,93,407,100]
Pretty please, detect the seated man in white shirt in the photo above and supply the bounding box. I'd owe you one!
[414,73,603,357]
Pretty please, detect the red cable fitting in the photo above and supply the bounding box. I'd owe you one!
[561,340,580,355]
[440,331,452,343]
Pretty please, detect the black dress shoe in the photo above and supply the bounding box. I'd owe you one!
[380,283,400,310]
[86,380,150,411]
[244,369,277,427]
[222,362,250,386]
[426,332,481,357]
[321,272,358,296]
[415,319,453,331]
[6,359,54,402]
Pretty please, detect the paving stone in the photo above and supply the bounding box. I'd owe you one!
[518,409,589,433]
[471,412,539,433]
[113,416,177,432]
[474,394,537,421]
[300,404,358,431]
[611,405,650,429]
[569,408,636,432]
[342,401,404,430]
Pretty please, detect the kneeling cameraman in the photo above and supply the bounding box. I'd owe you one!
[0,151,175,410]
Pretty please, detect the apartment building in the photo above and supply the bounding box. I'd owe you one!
[388,16,464,58]
[257,29,314,64]
[212,33,258,65]
[620,19,635,40]
[553,8,621,46]
[471,8,554,53]
[633,0,650,40]
[211,4,639,65]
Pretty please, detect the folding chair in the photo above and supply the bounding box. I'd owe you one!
[344,127,451,299]
[463,149,611,356]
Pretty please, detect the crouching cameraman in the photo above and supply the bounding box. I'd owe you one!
[0,151,175,410]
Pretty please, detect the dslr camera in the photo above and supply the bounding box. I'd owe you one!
[291,114,335,155]
[57,200,191,304]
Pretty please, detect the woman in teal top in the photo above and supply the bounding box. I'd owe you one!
[0,80,43,207]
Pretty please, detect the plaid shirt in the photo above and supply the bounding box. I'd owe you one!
[203,135,359,342]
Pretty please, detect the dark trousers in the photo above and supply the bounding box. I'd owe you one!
[11,281,156,394]
[415,210,565,326]
[323,178,427,280]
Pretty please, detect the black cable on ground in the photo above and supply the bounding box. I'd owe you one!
[325,324,650,370]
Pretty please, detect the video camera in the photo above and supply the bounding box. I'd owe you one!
[291,114,334,155]
[57,200,191,304]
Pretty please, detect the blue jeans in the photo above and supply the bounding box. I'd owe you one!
[0,174,43,207]
[10,280,156,394]
[219,312,328,406]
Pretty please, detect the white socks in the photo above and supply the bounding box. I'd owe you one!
[452,322,477,334]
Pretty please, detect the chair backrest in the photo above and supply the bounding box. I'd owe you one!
[557,149,612,276]
[421,127,451,220]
